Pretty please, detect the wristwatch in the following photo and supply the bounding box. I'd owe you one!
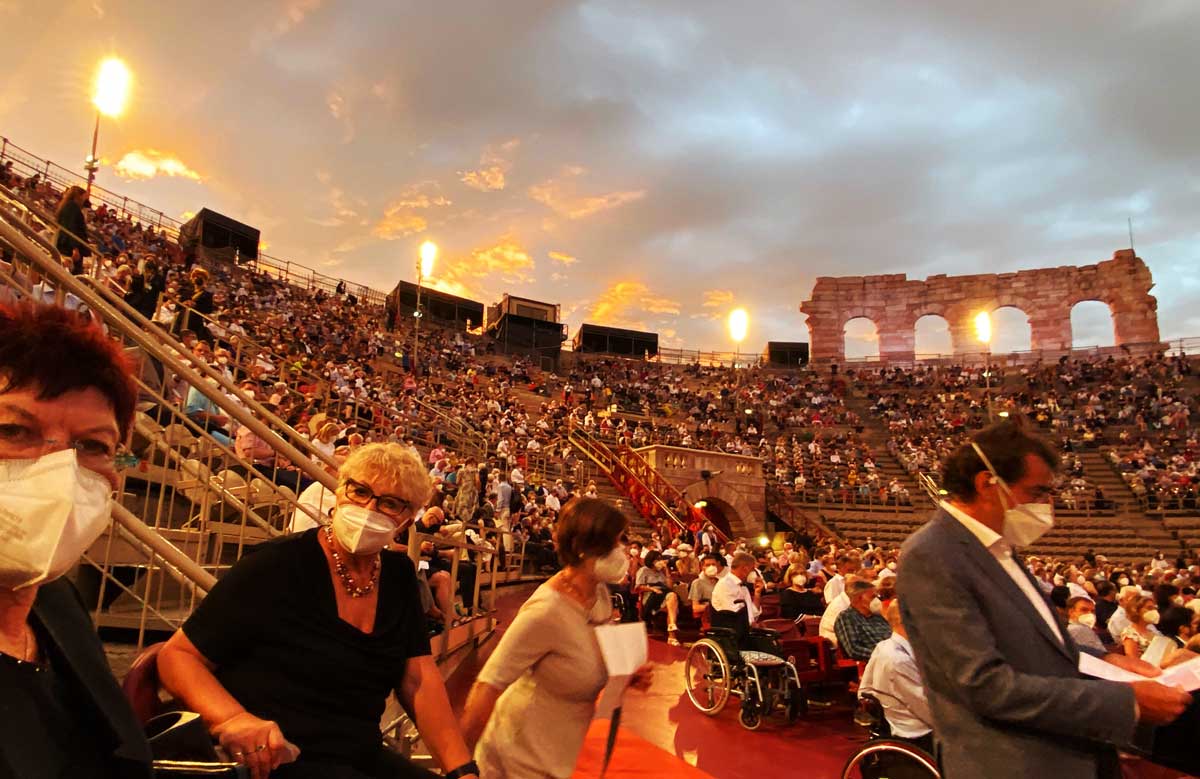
[445,760,480,779]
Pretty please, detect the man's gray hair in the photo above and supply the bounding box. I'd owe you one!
[731,551,757,569]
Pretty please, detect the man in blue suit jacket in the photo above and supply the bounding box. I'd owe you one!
[898,419,1190,779]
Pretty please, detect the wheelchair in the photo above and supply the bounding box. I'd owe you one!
[684,624,804,730]
[840,693,940,779]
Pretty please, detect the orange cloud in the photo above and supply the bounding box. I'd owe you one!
[114,150,202,181]
[702,289,734,308]
[428,235,536,301]
[528,166,645,219]
[373,182,451,239]
[585,281,681,331]
[313,186,367,227]
[548,250,578,265]
[276,0,323,34]
[459,139,519,192]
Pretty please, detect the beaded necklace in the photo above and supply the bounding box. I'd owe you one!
[323,525,381,598]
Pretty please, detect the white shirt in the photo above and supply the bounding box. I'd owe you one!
[941,501,1064,645]
[823,573,846,605]
[1107,607,1131,639]
[289,482,336,534]
[711,571,759,623]
[859,633,934,738]
[819,592,850,645]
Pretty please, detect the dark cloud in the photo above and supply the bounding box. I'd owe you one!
[1,0,1196,350]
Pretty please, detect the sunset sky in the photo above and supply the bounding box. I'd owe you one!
[2,1,1197,356]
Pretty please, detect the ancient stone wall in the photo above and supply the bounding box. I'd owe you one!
[636,445,763,538]
[799,250,1160,363]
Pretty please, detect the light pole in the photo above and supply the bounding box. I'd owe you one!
[975,311,994,421]
[86,57,132,194]
[412,240,437,376]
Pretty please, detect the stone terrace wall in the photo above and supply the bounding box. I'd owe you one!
[799,250,1160,363]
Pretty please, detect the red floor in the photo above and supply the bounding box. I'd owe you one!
[446,586,866,779]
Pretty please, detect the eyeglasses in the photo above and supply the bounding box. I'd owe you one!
[0,424,125,471]
[341,478,413,518]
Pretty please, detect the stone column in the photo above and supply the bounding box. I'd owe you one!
[879,310,916,363]
[1029,306,1073,355]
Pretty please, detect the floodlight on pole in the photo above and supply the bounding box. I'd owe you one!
[728,307,748,368]
[412,240,438,377]
[974,311,992,345]
[86,57,132,194]
[975,311,995,421]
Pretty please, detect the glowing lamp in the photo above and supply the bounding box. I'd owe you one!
[419,240,438,277]
[93,58,132,118]
[728,308,749,344]
[974,311,992,345]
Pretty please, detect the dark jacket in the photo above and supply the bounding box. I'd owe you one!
[1,579,154,778]
[54,200,92,263]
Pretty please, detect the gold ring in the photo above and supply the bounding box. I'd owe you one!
[255,745,267,752]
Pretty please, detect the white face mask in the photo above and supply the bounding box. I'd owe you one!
[972,443,1055,547]
[1143,609,1161,625]
[593,545,628,583]
[1118,577,1130,586]
[331,503,397,555]
[704,565,720,579]
[887,562,898,572]
[869,597,883,615]
[1076,612,1097,629]
[792,575,807,588]
[0,450,113,590]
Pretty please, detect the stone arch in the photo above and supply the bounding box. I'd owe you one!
[914,313,952,358]
[799,250,1160,362]
[680,480,757,539]
[843,316,880,360]
[1070,300,1116,348]
[989,306,1032,354]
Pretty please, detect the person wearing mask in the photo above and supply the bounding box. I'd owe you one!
[834,579,892,661]
[0,302,152,777]
[858,600,934,754]
[159,444,477,779]
[819,575,855,646]
[710,552,762,645]
[1121,595,1162,658]
[1107,585,1144,640]
[688,553,725,619]
[635,551,681,646]
[1066,596,1107,655]
[898,419,1189,779]
[822,552,856,604]
[460,498,648,779]
[780,566,825,620]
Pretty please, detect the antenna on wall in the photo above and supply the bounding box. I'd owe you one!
[1128,216,1135,253]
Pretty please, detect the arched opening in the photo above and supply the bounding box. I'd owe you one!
[989,306,1032,354]
[1070,300,1116,348]
[693,497,736,542]
[843,317,879,360]
[914,314,951,359]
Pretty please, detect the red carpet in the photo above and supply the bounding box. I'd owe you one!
[573,719,715,778]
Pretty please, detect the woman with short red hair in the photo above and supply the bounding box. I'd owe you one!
[0,301,151,777]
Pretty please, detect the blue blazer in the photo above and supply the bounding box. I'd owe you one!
[898,509,1136,779]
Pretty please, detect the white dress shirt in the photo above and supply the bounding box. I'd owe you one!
[859,633,934,738]
[819,592,850,645]
[823,573,846,605]
[711,570,759,623]
[941,501,1063,645]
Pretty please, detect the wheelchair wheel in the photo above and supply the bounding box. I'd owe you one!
[738,703,763,731]
[685,638,731,715]
[840,739,940,779]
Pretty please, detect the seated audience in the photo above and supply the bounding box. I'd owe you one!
[834,579,892,661]
[859,600,934,754]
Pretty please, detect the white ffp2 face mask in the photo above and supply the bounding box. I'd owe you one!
[593,545,628,583]
[971,442,1055,548]
[331,504,397,555]
[1076,612,1097,629]
[0,450,113,590]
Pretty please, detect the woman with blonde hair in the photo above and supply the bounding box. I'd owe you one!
[159,443,478,779]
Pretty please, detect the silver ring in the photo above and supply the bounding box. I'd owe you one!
[255,745,267,752]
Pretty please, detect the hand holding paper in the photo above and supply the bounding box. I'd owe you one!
[594,622,648,719]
